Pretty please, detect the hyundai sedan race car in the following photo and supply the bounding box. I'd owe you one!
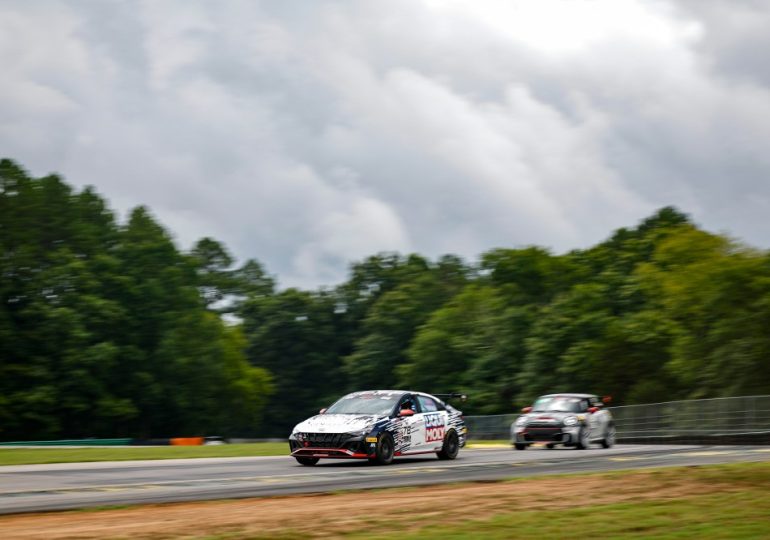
[289,390,467,465]
[511,393,615,450]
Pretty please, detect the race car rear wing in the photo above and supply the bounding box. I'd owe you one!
[434,393,467,403]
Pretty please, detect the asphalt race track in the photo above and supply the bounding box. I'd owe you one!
[2,444,769,514]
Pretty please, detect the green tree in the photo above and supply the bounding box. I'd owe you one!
[192,237,235,308]
[638,227,770,398]
[343,254,468,390]
[398,285,535,413]
[480,246,577,304]
[0,160,272,440]
[240,289,346,435]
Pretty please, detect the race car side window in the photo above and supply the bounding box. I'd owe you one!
[417,395,439,412]
[399,395,421,413]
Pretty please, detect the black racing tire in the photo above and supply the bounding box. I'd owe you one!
[576,427,591,450]
[437,429,460,460]
[294,456,319,466]
[514,443,527,451]
[601,424,616,449]
[369,432,395,465]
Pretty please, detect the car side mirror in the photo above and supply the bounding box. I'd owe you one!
[521,406,532,414]
[588,407,599,414]
[319,408,327,414]
[399,409,415,417]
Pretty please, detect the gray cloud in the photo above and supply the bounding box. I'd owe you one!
[2,0,770,288]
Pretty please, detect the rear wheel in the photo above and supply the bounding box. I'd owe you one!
[514,443,527,451]
[437,430,460,460]
[369,432,394,465]
[601,424,616,449]
[294,456,319,466]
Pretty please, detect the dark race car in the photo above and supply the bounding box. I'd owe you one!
[511,393,615,450]
[289,390,467,465]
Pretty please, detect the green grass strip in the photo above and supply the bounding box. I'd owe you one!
[0,440,513,466]
[360,490,770,540]
[250,462,770,540]
[0,442,288,465]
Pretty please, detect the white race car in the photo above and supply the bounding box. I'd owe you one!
[512,393,615,450]
[289,390,467,465]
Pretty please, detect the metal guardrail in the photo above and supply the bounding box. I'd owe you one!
[3,397,768,446]
[464,414,518,440]
[611,395,770,439]
[464,395,770,443]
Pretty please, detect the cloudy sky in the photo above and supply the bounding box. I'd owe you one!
[2,0,770,289]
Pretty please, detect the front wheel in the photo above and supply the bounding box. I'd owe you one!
[369,432,394,465]
[576,427,591,450]
[514,443,527,451]
[437,430,460,460]
[601,424,616,449]
[294,456,319,466]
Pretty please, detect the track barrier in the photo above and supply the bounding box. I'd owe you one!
[464,395,770,444]
[3,396,769,446]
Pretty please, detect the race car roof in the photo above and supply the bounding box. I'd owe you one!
[538,393,598,399]
[346,389,440,398]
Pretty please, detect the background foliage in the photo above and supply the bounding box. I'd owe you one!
[2,159,768,439]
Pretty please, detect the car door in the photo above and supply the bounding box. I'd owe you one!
[590,397,610,437]
[586,397,606,438]
[396,394,424,454]
[579,398,599,438]
[417,395,447,451]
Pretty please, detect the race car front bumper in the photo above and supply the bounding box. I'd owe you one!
[289,432,374,459]
[513,425,581,445]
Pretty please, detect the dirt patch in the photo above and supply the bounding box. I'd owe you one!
[0,469,749,539]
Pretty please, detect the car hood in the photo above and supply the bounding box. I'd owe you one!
[293,414,386,434]
[521,411,580,422]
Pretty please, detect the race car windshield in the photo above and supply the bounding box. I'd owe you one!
[532,397,583,413]
[325,394,401,415]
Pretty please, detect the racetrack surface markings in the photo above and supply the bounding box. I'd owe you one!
[0,445,758,498]
[2,445,769,514]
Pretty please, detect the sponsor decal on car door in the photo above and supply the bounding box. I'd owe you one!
[423,412,446,449]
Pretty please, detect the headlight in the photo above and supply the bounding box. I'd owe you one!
[348,427,373,438]
[515,416,528,426]
[563,416,578,426]
[291,432,306,441]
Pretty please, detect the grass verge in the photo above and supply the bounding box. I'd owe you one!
[0,440,508,465]
[230,462,770,540]
[0,442,288,465]
[360,490,770,540]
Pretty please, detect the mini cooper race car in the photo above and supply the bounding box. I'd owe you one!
[511,393,615,450]
[289,390,467,465]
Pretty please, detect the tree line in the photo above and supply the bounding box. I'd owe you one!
[2,159,769,439]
